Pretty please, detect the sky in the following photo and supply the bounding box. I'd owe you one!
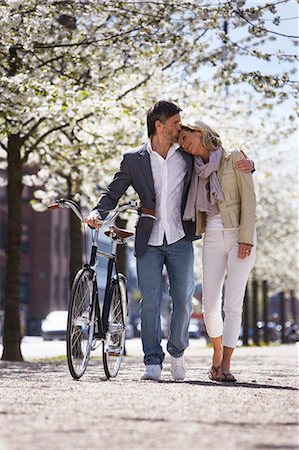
[201,1,298,109]
[192,1,298,164]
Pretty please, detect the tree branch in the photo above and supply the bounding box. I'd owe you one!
[235,10,299,39]
[32,55,64,70]
[227,37,298,61]
[11,19,160,52]
[20,117,46,146]
[61,129,73,143]
[23,117,35,128]
[29,51,79,81]
[22,122,69,164]
[162,29,209,71]
[117,74,152,100]
[76,113,94,123]
[0,141,8,152]
[22,113,94,163]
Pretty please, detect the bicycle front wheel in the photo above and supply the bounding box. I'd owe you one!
[67,268,96,379]
[103,275,128,378]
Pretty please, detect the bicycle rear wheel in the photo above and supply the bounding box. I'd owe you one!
[103,275,128,378]
[67,268,96,379]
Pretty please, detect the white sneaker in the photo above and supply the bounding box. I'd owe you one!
[170,355,187,381]
[141,364,161,381]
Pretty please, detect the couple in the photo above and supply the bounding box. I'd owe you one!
[84,101,256,383]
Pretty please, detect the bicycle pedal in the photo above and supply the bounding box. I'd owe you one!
[106,347,122,356]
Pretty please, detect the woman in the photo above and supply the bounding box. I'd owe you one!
[179,120,256,382]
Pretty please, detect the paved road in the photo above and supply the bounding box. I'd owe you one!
[1,342,298,450]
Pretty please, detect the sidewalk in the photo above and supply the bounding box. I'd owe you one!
[1,342,298,450]
[1,335,207,360]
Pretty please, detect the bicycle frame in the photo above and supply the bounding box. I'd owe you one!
[88,227,124,339]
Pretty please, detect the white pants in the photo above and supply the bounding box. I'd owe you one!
[202,229,256,348]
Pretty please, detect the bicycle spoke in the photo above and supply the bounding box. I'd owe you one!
[103,276,127,378]
[67,268,97,379]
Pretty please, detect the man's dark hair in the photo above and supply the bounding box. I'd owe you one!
[147,101,182,138]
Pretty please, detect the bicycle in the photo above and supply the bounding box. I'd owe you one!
[48,198,140,380]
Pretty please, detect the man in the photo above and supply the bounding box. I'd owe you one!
[84,101,253,381]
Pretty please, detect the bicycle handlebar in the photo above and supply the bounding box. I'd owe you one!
[47,198,140,225]
[48,198,84,222]
[92,201,140,226]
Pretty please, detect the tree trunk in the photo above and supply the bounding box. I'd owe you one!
[242,284,249,346]
[262,280,269,344]
[1,135,23,361]
[252,278,260,346]
[69,208,82,286]
[67,177,83,287]
[280,291,286,343]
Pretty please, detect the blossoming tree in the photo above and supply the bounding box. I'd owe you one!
[0,0,297,360]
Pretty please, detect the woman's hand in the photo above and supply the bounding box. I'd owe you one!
[238,243,253,259]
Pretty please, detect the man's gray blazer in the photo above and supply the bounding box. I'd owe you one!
[95,143,200,258]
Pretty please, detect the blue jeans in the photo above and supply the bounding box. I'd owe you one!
[137,237,194,367]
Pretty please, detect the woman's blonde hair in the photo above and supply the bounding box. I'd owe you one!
[181,120,222,151]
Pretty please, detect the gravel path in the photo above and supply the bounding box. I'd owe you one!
[1,342,298,450]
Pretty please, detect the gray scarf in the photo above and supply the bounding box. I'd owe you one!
[183,147,224,221]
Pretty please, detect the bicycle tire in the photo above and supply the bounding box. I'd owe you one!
[67,268,96,379]
[103,275,128,378]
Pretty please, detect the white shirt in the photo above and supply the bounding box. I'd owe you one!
[206,212,224,230]
[147,139,187,246]
[206,212,239,231]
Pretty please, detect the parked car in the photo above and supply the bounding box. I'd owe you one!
[125,321,134,339]
[277,320,299,343]
[41,311,68,341]
[256,320,280,342]
[135,315,170,339]
[41,310,135,341]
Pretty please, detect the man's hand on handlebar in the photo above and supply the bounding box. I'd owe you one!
[83,210,102,229]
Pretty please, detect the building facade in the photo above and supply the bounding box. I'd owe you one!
[0,182,70,335]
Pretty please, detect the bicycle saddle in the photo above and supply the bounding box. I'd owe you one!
[104,225,134,239]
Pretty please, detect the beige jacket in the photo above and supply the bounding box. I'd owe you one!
[195,150,256,245]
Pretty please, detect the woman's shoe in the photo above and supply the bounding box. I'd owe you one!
[208,365,222,381]
[221,372,237,382]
